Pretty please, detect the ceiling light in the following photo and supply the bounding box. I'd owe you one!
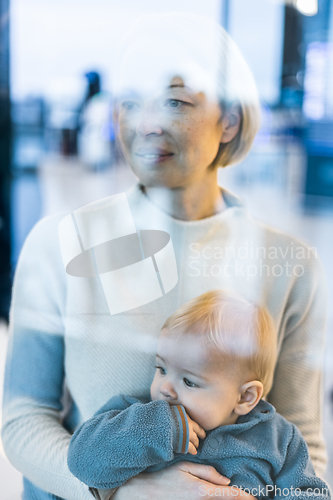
[295,0,318,16]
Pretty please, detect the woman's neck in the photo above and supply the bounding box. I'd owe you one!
[142,174,226,221]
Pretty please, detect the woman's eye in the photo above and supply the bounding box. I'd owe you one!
[121,101,139,111]
[165,99,184,108]
[155,365,166,375]
[168,99,181,108]
[183,378,198,388]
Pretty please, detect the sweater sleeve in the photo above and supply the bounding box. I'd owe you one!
[67,395,189,489]
[273,425,330,500]
[1,217,92,500]
[267,252,327,478]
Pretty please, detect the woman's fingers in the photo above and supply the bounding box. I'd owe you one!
[112,461,232,500]
[177,462,230,486]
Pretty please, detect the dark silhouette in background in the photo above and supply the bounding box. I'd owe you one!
[61,72,102,157]
[0,0,12,322]
[77,71,102,133]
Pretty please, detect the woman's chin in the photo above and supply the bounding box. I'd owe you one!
[130,164,184,189]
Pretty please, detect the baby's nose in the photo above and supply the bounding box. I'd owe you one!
[160,381,177,400]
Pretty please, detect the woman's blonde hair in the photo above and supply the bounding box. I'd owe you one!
[163,290,277,397]
[116,12,261,167]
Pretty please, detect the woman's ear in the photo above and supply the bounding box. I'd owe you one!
[220,104,241,144]
[234,380,263,416]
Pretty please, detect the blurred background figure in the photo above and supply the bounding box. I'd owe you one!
[1,0,333,498]
[77,71,115,171]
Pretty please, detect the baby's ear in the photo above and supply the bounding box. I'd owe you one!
[234,380,263,416]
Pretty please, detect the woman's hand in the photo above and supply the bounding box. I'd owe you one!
[112,461,256,500]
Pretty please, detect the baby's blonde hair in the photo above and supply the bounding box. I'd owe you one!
[162,290,277,397]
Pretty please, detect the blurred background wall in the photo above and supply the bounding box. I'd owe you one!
[1,0,333,498]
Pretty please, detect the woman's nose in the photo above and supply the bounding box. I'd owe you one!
[136,104,163,137]
[160,381,177,400]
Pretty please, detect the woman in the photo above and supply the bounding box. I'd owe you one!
[2,13,327,500]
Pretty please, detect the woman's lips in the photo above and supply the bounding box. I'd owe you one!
[135,148,174,163]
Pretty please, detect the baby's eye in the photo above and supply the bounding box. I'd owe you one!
[155,365,166,375]
[183,378,199,388]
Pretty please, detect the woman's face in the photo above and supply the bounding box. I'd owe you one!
[116,73,226,189]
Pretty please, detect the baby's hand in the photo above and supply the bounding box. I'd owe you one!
[185,412,206,455]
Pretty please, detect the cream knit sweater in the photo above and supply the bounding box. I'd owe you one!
[1,184,327,499]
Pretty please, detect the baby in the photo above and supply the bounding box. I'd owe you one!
[67,290,330,500]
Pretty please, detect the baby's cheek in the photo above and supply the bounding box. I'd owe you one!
[150,377,158,400]
[190,401,211,424]
[198,403,220,429]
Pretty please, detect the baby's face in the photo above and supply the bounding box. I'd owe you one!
[150,330,242,431]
